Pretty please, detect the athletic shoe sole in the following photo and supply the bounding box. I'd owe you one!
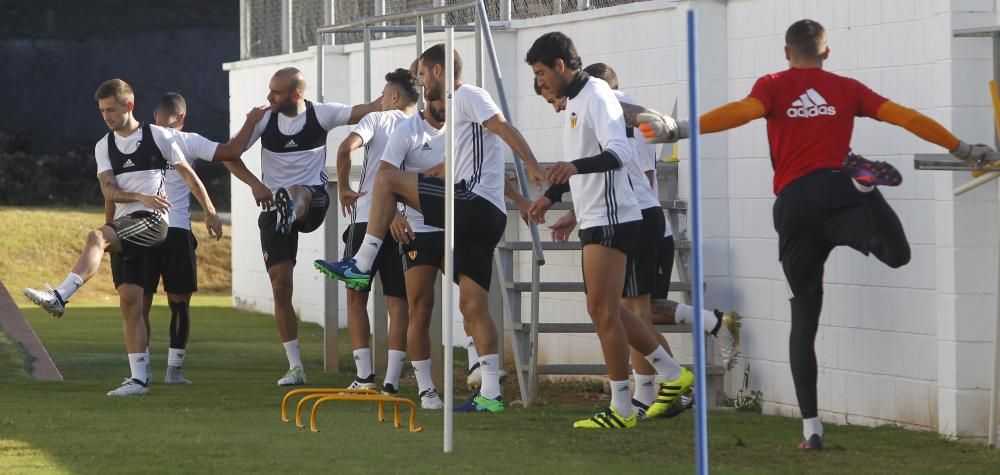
[313,261,370,290]
[843,154,902,187]
[275,187,294,234]
[22,287,65,318]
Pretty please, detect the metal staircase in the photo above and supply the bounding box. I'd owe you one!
[499,160,726,407]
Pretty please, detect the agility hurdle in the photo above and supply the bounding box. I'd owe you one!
[281,388,423,433]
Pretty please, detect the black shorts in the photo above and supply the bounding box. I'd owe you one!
[416,175,506,291]
[259,185,331,268]
[107,211,168,288]
[579,221,641,295]
[343,222,406,297]
[144,227,198,294]
[578,221,641,255]
[652,236,675,300]
[402,232,444,271]
[623,208,666,298]
[773,169,910,298]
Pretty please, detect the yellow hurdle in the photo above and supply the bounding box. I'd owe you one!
[280,388,378,423]
[308,393,423,433]
[280,388,423,433]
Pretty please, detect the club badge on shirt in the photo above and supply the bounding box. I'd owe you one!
[570,112,578,128]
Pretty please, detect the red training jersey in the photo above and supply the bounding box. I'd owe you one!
[748,67,888,194]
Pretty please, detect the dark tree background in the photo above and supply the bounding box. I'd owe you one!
[0,0,240,210]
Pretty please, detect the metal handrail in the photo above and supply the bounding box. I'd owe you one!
[326,25,483,34]
[317,1,479,34]
[474,0,546,267]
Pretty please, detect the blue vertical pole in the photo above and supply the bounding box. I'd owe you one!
[687,8,709,475]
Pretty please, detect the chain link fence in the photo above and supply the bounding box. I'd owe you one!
[243,0,652,58]
[294,0,326,52]
[246,0,283,59]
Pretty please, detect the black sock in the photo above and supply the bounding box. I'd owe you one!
[168,301,190,350]
[710,309,723,336]
[789,295,822,419]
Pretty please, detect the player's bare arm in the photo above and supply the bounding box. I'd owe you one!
[214,105,270,161]
[483,113,548,188]
[173,160,222,240]
[337,132,367,217]
[375,161,414,244]
[97,170,170,213]
[222,160,273,210]
[347,97,383,125]
[103,199,115,223]
[503,176,532,224]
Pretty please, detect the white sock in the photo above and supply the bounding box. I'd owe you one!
[283,339,303,369]
[128,352,148,384]
[412,359,435,394]
[803,416,823,440]
[677,304,720,334]
[55,272,83,301]
[852,178,874,193]
[633,372,657,408]
[385,350,406,388]
[353,234,384,273]
[479,354,501,399]
[611,380,634,417]
[352,348,373,379]
[466,336,479,370]
[645,346,682,381]
[168,348,186,368]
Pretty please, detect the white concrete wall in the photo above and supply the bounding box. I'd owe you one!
[226,0,1000,440]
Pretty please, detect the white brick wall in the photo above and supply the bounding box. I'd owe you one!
[225,0,1000,440]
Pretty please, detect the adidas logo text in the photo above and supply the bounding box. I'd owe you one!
[422,143,432,151]
[786,88,837,118]
[285,139,298,148]
[123,158,136,168]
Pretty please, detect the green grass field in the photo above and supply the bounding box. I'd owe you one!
[3,300,1000,474]
[0,207,232,306]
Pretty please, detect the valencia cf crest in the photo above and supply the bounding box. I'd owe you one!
[408,250,418,260]
[570,112,578,128]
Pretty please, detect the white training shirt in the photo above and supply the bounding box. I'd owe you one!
[380,113,445,233]
[611,90,659,211]
[349,109,410,223]
[247,102,352,192]
[95,124,185,222]
[612,90,672,238]
[563,77,642,229]
[161,131,219,230]
[453,84,507,215]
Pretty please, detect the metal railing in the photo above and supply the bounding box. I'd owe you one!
[241,0,654,58]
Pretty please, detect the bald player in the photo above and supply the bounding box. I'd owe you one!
[242,67,381,386]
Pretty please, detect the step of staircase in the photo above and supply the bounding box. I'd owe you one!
[511,322,696,334]
[498,240,691,251]
[534,363,725,376]
[506,200,687,212]
[505,281,692,293]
